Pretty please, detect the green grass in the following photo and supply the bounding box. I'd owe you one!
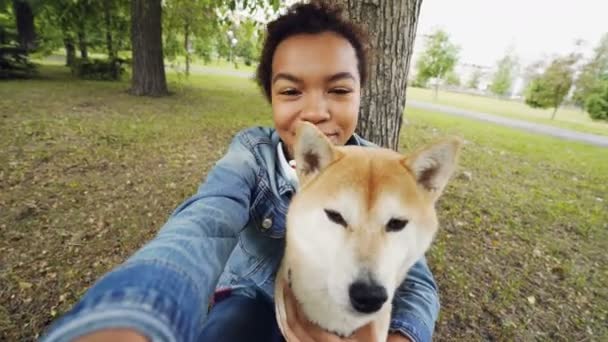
[1,65,606,341]
[35,51,256,74]
[407,87,608,136]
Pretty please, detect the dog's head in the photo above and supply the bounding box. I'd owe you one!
[284,122,462,332]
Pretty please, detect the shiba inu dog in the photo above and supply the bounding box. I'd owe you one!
[275,122,462,341]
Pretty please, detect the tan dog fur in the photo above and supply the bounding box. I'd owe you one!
[275,122,462,341]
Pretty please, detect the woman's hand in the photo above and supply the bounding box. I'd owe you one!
[282,284,376,342]
[387,334,412,342]
[74,329,148,342]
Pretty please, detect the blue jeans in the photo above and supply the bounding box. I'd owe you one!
[199,293,285,342]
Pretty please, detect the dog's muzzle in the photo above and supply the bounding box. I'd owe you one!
[348,281,388,314]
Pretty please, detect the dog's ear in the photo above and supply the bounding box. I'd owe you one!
[403,137,463,201]
[294,122,340,184]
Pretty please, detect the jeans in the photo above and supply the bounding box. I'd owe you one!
[200,293,285,342]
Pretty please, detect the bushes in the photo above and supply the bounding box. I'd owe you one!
[0,25,36,79]
[0,46,36,78]
[583,79,608,121]
[585,93,608,121]
[70,57,127,80]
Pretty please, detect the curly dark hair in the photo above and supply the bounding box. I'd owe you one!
[255,1,369,102]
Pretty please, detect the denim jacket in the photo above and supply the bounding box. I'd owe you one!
[41,127,440,342]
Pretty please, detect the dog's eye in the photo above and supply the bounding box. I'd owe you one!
[386,218,408,232]
[324,209,347,227]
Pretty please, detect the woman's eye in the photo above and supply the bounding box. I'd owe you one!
[330,88,352,95]
[280,89,301,96]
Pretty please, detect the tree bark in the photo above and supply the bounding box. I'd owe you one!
[104,0,115,59]
[12,0,36,52]
[60,15,75,66]
[184,23,190,76]
[64,37,76,66]
[335,0,422,150]
[551,106,558,120]
[130,0,168,96]
[77,29,88,59]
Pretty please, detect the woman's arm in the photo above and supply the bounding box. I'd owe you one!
[389,257,440,342]
[41,132,258,342]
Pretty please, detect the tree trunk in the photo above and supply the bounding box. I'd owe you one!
[78,29,88,59]
[60,16,75,66]
[64,37,76,66]
[12,0,36,51]
[336,0,423,150]
[551,106,558,119]
[104,0,115,59]
[130,0,168,96]
[433,82,439,101]
[184,23,190,76]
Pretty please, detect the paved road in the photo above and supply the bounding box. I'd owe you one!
[406,100,608,147]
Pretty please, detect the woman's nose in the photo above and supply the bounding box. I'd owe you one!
[300,92,330,123]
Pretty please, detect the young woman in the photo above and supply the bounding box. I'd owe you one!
[41,2,439,342]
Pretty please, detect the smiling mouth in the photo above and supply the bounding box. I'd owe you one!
[323,133,339,143]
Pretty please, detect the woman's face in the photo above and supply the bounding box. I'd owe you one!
[271,32,361,158]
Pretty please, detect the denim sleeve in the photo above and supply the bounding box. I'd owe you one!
[389,257,440,342]
[41,133,258,342]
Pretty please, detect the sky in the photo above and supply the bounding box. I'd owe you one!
[415,0,608,68]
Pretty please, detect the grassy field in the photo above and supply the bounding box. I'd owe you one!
[1,65,606,341]
[407,87,608,136]
[36,52,256,74]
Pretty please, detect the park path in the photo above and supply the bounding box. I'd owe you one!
[407,100,608,147]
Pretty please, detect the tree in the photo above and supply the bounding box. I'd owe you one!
[0,0,36,78]
[36,0,129,66]
[445,70,460,87]
[131,0,168,96]
[585,78,608,121]
[466,67,483,89]
[573,33,608,106]
[164,0,216,76]
[335,0,423,150]
[102,0,130,60]
[490,50,518,97]
[525,55,577,119]
[12,0,36,51]
[234,19,262,66]
[415,29,459,99]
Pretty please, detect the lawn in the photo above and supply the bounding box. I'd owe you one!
[407,87,608,137]
[1,65,606,341]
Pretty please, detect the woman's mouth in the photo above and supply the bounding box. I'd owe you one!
[324,133,339,144]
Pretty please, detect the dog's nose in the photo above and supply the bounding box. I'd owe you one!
[348,281,388,314]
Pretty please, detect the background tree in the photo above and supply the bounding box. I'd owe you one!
[490,49,518,97]
[12,0,36,51]
[573,33,608,107]
[36,0,129,66]
[445,70,461,87]
[102,0,129,60]
[130,0,167,96]
[233,19,262,66]
[163,0,216,76]
[415,29,459,100]
[525,54,577,119]
[584,76,608,121]
[0,0,37,77]
[335,0,423,150]
[466,67,483,89]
